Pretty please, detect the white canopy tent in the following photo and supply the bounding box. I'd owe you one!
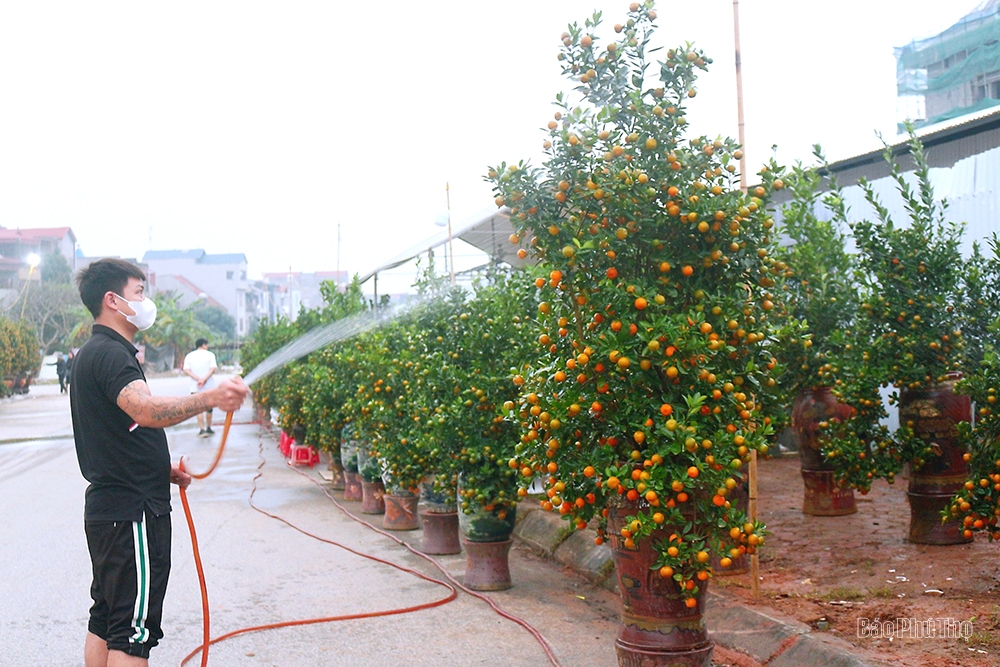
[357,206,534,297]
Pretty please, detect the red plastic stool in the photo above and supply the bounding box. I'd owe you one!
[290,444,316,467]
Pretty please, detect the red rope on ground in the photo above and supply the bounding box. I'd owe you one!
[178,412,562,667]
[287,456,564,667]
[178,413,457,667]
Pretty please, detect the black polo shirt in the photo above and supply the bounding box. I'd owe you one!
[71,324,171,522]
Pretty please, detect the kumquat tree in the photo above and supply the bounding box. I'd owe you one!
[766,151,893,495]
[947,237,1000,540]
[439,272,537,528]
[488,2,780,606]
[948,334,1000,541]
[820,130,968,499]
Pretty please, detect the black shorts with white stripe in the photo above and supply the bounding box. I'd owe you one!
[85,512,171,658]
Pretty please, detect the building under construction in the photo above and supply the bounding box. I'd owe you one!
[897,0,1000,129]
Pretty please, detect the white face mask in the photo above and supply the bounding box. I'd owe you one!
[114,293,158,331]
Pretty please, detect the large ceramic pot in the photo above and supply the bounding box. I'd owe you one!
[899,377,972,545]
[343,471,363,502]
[360,478,386,515]
[791,387,857,516]
[356,443,381,483]
[383,488,419,531]
[457,474,517,591]
[607,499,713,667]
[327,441,345,491]
[460,537,513,591]
[340,435,362,502]
[456,475,517,542]
[419,509,461,555]
[419,474,457,514]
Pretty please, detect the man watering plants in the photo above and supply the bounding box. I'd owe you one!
[71,258,248,666]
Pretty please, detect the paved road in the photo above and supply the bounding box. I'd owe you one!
[0,376,623,667]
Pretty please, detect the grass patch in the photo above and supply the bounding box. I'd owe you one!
[966,630,1000,649]
[868,586,893,599]
[823,586,866,601]
[710,576,748,590]
[965,606,1000,648]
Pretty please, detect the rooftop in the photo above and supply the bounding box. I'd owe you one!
[142,250,247,265]
[0,226,75,243]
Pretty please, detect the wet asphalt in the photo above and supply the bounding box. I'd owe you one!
[0,376,623,667]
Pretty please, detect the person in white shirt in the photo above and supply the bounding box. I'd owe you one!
[182,338,218,437]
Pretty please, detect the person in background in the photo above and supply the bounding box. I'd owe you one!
[65,350,75,390]
[71,258,248,667]
[47,352,68,393]
[182,338,218,437]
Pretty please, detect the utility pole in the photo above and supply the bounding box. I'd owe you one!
[287,266,293,320]
[446,183,455,286]
[336,221,342,291]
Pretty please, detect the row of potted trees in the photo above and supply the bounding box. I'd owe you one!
[246,267,539,590]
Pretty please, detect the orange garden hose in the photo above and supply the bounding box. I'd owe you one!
[287,462,563,667]
[177,410,561,667]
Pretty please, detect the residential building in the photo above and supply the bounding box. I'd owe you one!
[0,226,77,290]
[258,270,348,322]
[141,250,252,337]
[896,0,1000,129]
[244,279,283,329]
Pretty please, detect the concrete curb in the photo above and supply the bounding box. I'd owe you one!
[512,504,877,667]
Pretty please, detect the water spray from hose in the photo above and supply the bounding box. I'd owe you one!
[243,297,427,387]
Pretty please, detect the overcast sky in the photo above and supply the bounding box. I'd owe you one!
[0,1,983,292]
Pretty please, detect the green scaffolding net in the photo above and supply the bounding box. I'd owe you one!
[896,0,1000,127]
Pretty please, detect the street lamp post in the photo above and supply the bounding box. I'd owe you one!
[19,253,41,320]
[434,183,456,285]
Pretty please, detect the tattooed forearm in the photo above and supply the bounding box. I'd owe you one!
[149,393,210,423]
[117,379,213,428]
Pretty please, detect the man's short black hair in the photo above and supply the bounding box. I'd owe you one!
[195,338,209,349]
[76,258,147,318]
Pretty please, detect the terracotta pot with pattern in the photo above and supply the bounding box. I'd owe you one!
[606,499,713,667]
[792,387,857,516]
[899,377,972,545]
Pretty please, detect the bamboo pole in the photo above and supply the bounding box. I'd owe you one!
[733,0,759,598]
[749,449,759,597]
[733,0,748,195]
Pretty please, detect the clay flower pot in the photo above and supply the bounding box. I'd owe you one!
[360,478,386,515]
[419,509,461,555]
[607,501,713,667]
[792,387,857,516]
[382,489,419,531]
[899,378,971,545]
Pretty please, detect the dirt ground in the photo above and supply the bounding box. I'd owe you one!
[715,455,1000,667]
